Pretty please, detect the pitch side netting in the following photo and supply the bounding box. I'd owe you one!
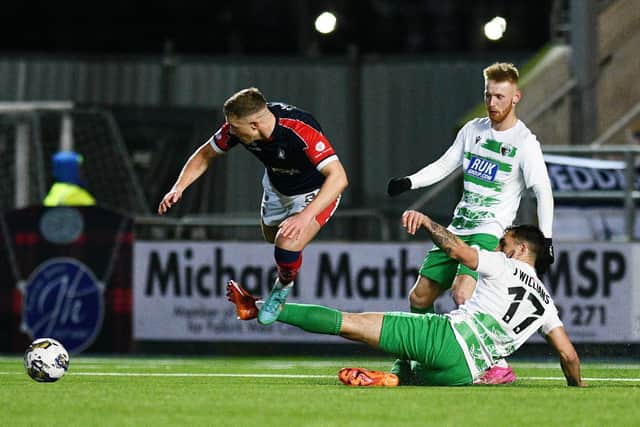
[0,101,148,215]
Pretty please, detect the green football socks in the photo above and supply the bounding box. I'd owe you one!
[277,303,343,335]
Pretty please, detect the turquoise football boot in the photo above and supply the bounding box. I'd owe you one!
[257,281,292,325]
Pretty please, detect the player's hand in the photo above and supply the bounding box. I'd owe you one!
[278,212,312,241]
[535,238,555,275]
[545,238,555,264]
[401,210,429,235]
[158,188,182,215]
[387,177,412,197]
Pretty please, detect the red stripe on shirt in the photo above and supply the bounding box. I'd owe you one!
[279,118,336,167]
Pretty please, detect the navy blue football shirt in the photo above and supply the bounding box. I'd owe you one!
[208,102,338,196]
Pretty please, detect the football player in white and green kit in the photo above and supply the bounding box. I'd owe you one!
[387,62,555,383]
[226,210,584,387]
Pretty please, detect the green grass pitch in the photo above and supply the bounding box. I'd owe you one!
[1,356,639,426]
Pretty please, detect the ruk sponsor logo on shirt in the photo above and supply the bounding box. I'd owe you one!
[466,156,498,181]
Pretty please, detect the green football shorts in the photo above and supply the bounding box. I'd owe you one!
[419,233,499,289]
[379,312,472,386]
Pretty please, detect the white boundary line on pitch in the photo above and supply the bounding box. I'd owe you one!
[1,372,640,381]
[519,376,640,382]
[0,372,333,378]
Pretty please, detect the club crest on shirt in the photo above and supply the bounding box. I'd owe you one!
[277,148,286,159]
[475,136,481,144]
[500,143,515,157]
[315,141,326,151]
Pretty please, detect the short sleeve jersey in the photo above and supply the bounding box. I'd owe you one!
[445,118,551,237]
[445,250,563,380]
[207,102,338,196]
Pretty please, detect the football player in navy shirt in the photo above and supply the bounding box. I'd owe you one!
[158,87,348,325]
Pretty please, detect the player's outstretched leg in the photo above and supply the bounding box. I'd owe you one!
[338,367,399,387]
[227,281,343,335]
[257,279,292,325]
[226,280,259,320]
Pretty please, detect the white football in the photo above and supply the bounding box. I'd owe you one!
[24,338,70,382]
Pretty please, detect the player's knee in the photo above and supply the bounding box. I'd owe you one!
[409,289,434,309]
[274,233,306,252]
[408,276,439,309]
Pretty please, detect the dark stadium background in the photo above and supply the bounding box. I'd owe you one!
[2,0,552,54]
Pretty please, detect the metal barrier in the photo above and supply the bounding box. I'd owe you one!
[135,208,391,241]
[135,145,640,242]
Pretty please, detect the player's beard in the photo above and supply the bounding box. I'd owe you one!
[487,101,513,125]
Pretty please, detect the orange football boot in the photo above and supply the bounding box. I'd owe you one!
[338,367,399,387]
[226,280,259,320]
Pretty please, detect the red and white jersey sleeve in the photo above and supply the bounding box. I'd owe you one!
[207,123,233,154]
[279,118,338,171]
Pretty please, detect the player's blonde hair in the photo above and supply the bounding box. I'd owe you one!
[223,87,268,118]
[483,62,519,84]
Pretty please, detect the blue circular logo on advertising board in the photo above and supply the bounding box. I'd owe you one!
[20,258,104,354]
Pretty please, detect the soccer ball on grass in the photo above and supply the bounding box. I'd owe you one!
[24,338,70,382]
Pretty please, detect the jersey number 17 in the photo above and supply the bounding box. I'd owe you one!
[502,287,545,334]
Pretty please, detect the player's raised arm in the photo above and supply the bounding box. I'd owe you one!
[387,130,464,197]
[158,142,219,215]
[402,210,479,269]
[521,138,555,274]
[545,326,586,387]
[531,181,555,275]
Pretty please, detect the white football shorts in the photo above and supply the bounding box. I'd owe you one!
[260,173,340,227]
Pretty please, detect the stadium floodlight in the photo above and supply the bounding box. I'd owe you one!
[484,16,507,41]
[314,11,337,34]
